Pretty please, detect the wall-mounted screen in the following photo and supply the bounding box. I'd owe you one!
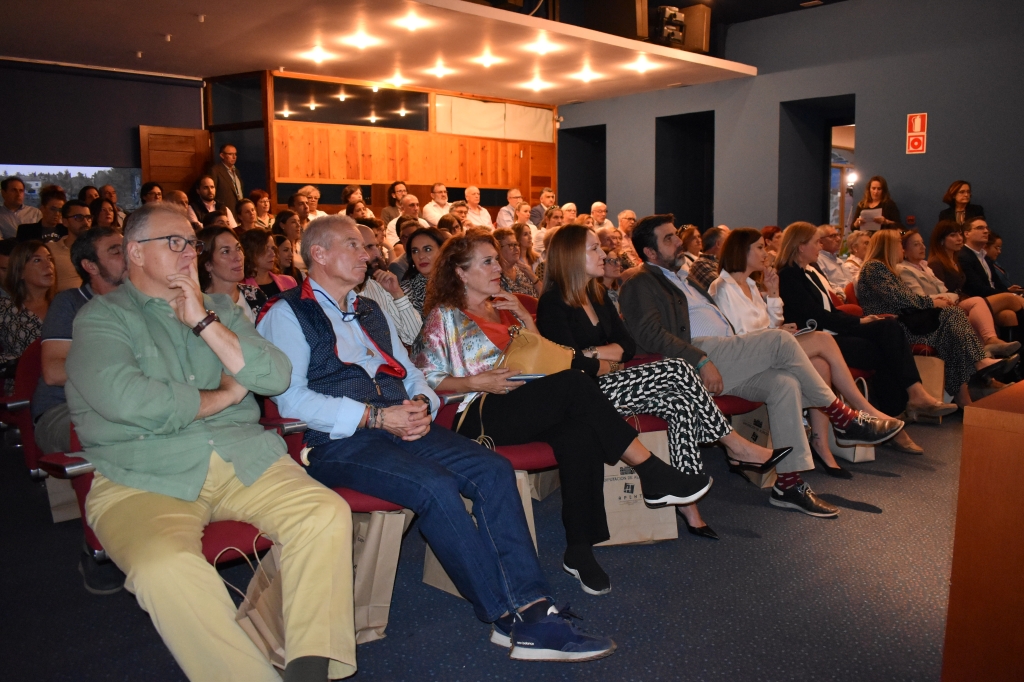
[273,77,428,131]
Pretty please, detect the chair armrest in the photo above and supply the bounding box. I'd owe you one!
[435,391,468,406]
[38,452,94,479]
[0,397,30,411]
[260,417,308,436]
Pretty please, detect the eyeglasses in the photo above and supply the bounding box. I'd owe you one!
[136,235,205,254]
[67,214,92,221]
[604,257,621,266]
[502,242,521,250]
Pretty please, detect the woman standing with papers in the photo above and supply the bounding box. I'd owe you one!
[851,176,903,231]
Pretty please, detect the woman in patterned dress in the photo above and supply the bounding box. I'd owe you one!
[493,227,538,297]
[1,241,55,390]
[856,230,1015,406]
[197,226,267,324]
[400,227,447,315]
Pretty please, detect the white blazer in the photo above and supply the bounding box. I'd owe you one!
[709,271,784,336]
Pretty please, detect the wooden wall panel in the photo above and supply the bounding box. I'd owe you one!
[270,120,555,193]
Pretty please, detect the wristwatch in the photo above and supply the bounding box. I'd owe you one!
[582,346,598,359]
[191,310,220,336]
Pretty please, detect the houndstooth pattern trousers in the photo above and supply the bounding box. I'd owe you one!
[597,358,732,474]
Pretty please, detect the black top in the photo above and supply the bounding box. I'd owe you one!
[16,221,66,243]
[259,280,281,298]
[957,245,1006,298]
[938,203,984,226]
[851,199,903,231]
[536,286,636,377]
[777,263,861,334]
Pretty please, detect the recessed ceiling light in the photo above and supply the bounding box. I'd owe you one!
[369,113,379,123]
[398,107,408,117]
[308,101,317,111]
[523,74,552,92]
[281,106,292,118]
[340,30,381,49]
[387,72,410,88]
[301,45,336,63]
[571,64,602,82]
[471,50,502,68]
[396,11,430,31]
[372,85,379,92]
[626,54,656,73]
[337,90,347,101]
[525,33,560,55]
[426,59,454,78]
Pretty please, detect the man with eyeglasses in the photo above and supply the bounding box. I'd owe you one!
[496,188,524,228]
[0,176,42,239]
[65,202,357,681]
[421,183,451,227]
[16,184,67,243]
[48,200,94,291]
[814,224,851,298]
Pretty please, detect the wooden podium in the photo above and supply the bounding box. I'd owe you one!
[942,382,1024,681]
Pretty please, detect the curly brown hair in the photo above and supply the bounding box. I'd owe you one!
[423,228,499,315]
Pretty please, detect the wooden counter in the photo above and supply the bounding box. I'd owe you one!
[942,381,1024,681]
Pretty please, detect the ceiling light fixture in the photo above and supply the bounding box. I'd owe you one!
[396,11,430,31]
[340,30,381,49]
[388,72,410,88]
[524,74,552,92]
[281,106,292,118]
[626,54,656,73]
[398,107,408,117]
[301,45,336,64]
[308,101,317,111]
[525,33,560,55]
[369,113,378,123]
[471,50,502,68]
[337,89,347,101]
[571,64,601,82]
[427,59,454,78]
[372,85,379,92]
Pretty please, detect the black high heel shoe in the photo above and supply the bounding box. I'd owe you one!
[810,443,853,479]
[677,508,719,540]
[726,447,794,475]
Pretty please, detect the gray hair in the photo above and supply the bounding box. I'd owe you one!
[701,227,726,252]
[617,209,635,220]
[301,214,356,268]
[122,202,190,246]
[297,184,320,198]
[591,201,607,211]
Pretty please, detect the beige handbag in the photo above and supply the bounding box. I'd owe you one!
[496,324,575,375]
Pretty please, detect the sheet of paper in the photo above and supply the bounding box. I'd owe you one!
[858,208,883,230]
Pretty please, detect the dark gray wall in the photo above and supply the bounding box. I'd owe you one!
[560,0,1024,267]
[558,125,607,215]
[0,61,203,168]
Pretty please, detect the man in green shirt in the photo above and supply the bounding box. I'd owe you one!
[65,203,356,682]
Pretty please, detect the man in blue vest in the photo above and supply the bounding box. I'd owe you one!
[257,215,616,663]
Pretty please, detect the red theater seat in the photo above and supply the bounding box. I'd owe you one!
[845,282,858,306]
[0,339,45,476]
[713,395,764,416]
[513,293,538,318]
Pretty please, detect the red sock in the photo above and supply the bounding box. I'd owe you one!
[822,398,858,428]
[776,472,803,490]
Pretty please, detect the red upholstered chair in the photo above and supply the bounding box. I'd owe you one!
[844,282,858,306]
[513,293,538,318]
[0,339,46,477]
[435,394,558,472]
[838,303,864,316]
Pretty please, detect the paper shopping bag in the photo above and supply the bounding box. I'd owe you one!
[597,430,678,546]
[351,510,406,644]
[528,469,561,501]
[235,543,286,670]
[729,406,778,488]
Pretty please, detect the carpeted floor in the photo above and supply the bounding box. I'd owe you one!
[3,418,959,681]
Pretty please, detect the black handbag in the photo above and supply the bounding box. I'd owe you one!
[898,307,942,335]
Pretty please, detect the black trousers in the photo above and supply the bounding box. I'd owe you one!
[454,369,638,547]
[835,318,922,417]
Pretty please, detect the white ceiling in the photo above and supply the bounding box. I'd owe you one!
[1,0,756,105]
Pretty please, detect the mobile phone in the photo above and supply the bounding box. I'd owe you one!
[509,374,544,382]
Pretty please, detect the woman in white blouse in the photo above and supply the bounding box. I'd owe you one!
[710,228,906,474]
[842,230,871,282]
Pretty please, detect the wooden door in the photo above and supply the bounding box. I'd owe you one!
[139,125,211,194]
[528,143,556,204]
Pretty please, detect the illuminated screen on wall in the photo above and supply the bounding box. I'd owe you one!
[273,77,429,131]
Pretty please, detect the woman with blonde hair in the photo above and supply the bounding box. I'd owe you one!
[412,229,722,594]
[536,224,793,539]
[856,230,1015,406]
[512,222,539,270]
[777,222,955,425]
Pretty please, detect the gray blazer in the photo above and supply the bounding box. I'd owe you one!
[209,163,241,214]
[618,263,708,367]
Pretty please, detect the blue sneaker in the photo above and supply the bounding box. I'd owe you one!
[490,613,514,648]
[510,603,617,662]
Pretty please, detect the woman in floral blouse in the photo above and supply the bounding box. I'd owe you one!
[494,227,538,297]
[1,241,55,389]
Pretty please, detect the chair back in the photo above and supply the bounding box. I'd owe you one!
[513,293,538,317]
[845,282,859,306]
[12,339,43,401]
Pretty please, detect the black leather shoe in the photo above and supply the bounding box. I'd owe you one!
[833,412,904,447]
[562,545,611,596]
[677,509,719,540]
[726,447,794,475]
[976,354,1020,383]
[78,551,125,595]
[810,444,853,479]
[769,483,839,518]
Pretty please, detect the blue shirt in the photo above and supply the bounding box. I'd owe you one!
[257,276,439,439]
[657,266,734,339]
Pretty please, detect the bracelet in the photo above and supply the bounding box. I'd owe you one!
[608,360,622,373]
[364,404,384,430]
[191,310,219,336]
[695,357,710,371]
[412,394,432,409]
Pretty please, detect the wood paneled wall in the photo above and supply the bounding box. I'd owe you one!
[272,120,555,201]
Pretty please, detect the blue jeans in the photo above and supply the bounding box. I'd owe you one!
[306,426,551,623]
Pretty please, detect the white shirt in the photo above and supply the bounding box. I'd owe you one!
[187,202,237,228]
[816,250,851,292]
[385,216,429,246]
[465,205,493,228]
[421,201,451,227]
[235,293,256,323]
[968,246,994,286]
[842,254,864,282]
[596,219,614,230]
[309,209,330,220]
[709,272,783,336]
[496,204,518,228]
[357,277,423,346]
[0,203,41,239]
[257,278,438,439]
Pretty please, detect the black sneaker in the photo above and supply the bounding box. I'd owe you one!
[562,545,611,596]
[769,483,839,518]
[78,551,125,595]
[634,455,713,508]
[833,412,904,447]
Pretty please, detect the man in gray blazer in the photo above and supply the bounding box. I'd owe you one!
[208,144,243,214]
[619,214,903,518]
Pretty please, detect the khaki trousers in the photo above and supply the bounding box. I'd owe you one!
[86,452,356,682]
[695,329,837,474]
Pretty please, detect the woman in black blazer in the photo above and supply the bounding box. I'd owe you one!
[776,222,956,428]
[938,180,985,227]
[537,224,792,540]
[851,176,903,231]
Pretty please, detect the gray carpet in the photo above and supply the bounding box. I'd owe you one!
[2,418,959,681]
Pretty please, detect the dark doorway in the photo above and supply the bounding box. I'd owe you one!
[558,124,606,211]
[655,111,715,230]
[778,95,855,227]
